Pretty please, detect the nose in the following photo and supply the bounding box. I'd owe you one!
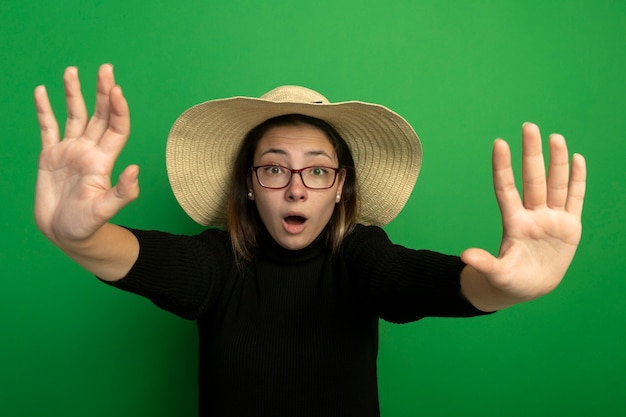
[286,172,307,201]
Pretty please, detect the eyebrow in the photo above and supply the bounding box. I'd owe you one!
[259,148,334,160]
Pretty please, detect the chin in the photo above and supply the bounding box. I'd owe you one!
[274,233,317,251]
[277,238,311,251]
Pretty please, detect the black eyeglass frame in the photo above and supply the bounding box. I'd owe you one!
[251,165,341,190]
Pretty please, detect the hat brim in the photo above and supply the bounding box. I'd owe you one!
[166,96,422,227]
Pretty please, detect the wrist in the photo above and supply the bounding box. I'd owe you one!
[460,265,523,312]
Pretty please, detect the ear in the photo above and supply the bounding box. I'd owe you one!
[335,168,347,203]
[246,175,255,200]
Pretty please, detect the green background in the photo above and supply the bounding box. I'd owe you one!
[2,1,625,416]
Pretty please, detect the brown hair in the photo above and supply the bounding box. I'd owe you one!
[226,114,358,261]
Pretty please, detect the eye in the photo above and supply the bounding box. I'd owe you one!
[309,167,328,177]
[264,165,284,175]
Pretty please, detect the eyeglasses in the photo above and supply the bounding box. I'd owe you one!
[252,165,340,189]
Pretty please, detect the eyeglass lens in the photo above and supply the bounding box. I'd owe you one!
[254,165,338,189]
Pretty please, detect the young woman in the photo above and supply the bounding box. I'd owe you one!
[34,64,586,416]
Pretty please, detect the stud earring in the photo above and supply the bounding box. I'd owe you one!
[247,190,254,200]
[336,194,341,203]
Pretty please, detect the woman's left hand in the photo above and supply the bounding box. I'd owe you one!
[460,122,587,311]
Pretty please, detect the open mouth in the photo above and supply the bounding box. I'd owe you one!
[284,215,307,225]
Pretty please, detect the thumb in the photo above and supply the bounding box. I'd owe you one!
[115,164,140,200]
[461,248,498,277]
[100,165,140,218]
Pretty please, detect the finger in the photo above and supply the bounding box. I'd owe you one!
[34,85,60,150]
[84,63,116,142]
[565,153,587,217]
[492,138,523,220]
[63,66,89,139]
[546,133,570,209]
[521,122,547,209]
[99,85,131,156]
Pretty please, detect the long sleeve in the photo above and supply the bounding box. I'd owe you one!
[342,225,492,323]
[103,227,234,320]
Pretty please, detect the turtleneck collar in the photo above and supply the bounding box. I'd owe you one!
[256,224,329,264]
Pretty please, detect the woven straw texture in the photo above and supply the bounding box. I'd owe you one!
[166,86,422,227]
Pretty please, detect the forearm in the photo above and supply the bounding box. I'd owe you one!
[51,223,139,282]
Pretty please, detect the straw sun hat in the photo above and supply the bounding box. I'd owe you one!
[166,86,422,227]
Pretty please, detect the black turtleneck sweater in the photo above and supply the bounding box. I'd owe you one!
[108,224,489,416]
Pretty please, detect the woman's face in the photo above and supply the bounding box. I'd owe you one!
[250,124,345,250]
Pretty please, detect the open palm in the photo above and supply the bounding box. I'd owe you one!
[462,123,586,307]
[34,64,138,244]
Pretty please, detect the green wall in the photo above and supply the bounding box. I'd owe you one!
[2,1,625,416]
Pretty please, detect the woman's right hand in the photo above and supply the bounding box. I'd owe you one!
[34,64,139,246]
